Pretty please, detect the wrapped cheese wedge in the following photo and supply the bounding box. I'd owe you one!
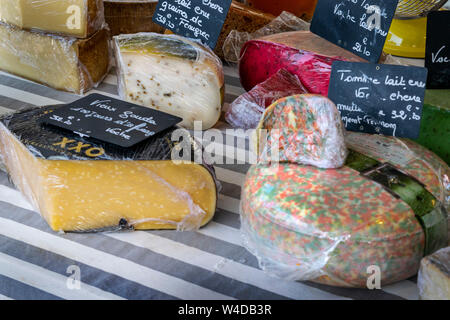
[104,0,164,36]
[418,247,450,300]
[0,106,218,232]
[114,33,224,130]
[0,0,104,38]
[239,31,366,95]
[241,97,449,287]
[0,22,109,94]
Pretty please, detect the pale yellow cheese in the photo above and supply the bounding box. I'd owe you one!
[418,247,450,300]
[0,123,217,232]
[0,0,104,38]
[0,22,109,94]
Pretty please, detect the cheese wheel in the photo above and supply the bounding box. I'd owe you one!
[241,133,449,287]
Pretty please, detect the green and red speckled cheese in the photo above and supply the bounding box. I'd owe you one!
[241,95,449,287]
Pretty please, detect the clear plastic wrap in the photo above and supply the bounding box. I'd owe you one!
[418,247,450,300]
[223,11,310,64]
[0,22,110,94]
[104,0,164,36]
[114,33,225,130]
[254,94,348,169]
[241,102,449,287]
[0,105,218,233]
[0,0,105,38]
[225,69,308,129]
[238,31,366,95]
[215,1,274,60]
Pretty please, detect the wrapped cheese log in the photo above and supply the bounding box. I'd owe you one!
[0,22,109,94]
[225,69,308,129]
[418,247,450,300]
[0,105,218,232]
[239,31,366,94]
[114,33,224,130]
[241,97,449,287]
[104,0,164,36]
[0,0,104,38]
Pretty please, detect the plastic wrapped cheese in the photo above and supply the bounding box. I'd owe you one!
[255,95,348,169]
[0,106,218,232]
[242,128,449,287]
[418,247,450,300]
[225,69,308,130]
[0,0,104,38]
[104,0,164,36]
[0,22,109,94]
[114,33,224,130]
[239,31,366,95]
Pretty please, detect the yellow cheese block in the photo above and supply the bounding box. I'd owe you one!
[0,22,109,94]
[0,0,104,38]
[0,106,217,232]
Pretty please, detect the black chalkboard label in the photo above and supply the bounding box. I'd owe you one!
[310,0,398,63]
[152,0,232,49]
[328,61,428,139]
[425,11,450,89]
[39,94,182,148]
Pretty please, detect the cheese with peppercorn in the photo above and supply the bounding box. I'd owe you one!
[114,33,224,130]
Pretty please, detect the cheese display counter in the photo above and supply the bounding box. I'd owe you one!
[0,0,448,301]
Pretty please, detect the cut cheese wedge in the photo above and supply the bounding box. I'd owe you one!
[0,22,109,94]
[114,33,224,130]
[0,0,104,38]
[0,106,217,232]
[418,247,450,300]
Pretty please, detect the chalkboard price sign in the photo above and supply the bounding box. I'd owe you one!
[39,94,182,148]
[152,0,232,49]
[425,11,450,89]
[310,0,399,63]
[328,61,428,139]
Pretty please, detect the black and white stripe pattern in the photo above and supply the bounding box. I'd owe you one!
[0,66,419,300]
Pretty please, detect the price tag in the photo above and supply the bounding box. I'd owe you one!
[310,0,398,63]
[152,0,232,49]
[425,10,450,89]
[328,61,428,139]
[39,93,182,148]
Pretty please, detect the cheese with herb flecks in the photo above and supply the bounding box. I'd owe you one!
[114,33,224,130]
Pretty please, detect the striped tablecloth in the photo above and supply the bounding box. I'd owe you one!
[0,65,420,300]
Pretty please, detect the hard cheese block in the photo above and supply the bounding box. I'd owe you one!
[0,0,104,38]
[414,90,450,165]
[0,106,217,232]
[241,132,449,288]
[0,22,109,94]
[104,0,164,36]
[418,247,450,300]
[114,33,224,130]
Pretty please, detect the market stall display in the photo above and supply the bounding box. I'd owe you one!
[0,0,104,38]
[114,33,224,130]
[0,105,218,232]
[418,246,450,299]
